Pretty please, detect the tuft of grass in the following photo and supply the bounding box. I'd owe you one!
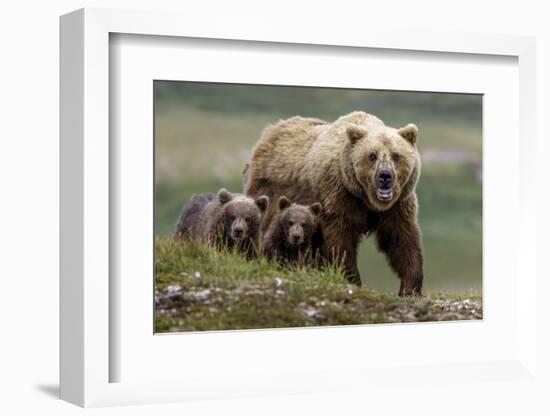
[155,237,482,332]
[156,237,345,286]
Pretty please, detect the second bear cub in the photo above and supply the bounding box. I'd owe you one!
[262,196,322,266]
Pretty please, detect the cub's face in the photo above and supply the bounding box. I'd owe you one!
[346,123,419,211]
[217,189,269,241]
[277,196,322,246]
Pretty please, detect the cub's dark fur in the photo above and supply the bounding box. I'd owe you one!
[261,196,322,266]
[175,193,215,238]
[175,189,269,258]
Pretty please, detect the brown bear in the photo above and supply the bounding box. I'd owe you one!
[261,196,323,267]
[175,188,269,258]
[244,111,423,295]
[175,193,215,238]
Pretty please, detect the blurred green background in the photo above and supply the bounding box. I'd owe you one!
[154,81,482,294]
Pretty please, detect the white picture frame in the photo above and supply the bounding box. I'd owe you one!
[60,7,539,408]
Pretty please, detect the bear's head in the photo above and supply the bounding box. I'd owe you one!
[341,122,421,211]
[277,196,322,246]
[217,189,269,241]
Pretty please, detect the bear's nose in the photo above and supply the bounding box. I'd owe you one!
[291,235,302,244]
[233,227,243,237]
[376,170,394,188]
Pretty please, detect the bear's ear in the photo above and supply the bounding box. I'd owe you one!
[309,202,322,217]
[397,123,418,145]
[255,195,269,213]
[217,188,233,205]
[278,196,291,211]
[346,124,367,144]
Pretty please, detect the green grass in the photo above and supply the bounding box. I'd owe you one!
[156,236,345,287]
[155,238,482,332]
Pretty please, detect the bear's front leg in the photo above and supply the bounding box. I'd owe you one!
[322,223,362,286]
[375,195,424,296]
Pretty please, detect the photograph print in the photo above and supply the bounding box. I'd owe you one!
[154,81,483,332]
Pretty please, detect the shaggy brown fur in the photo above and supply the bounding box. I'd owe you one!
[244,111,423,295]
[261,196,322,267]
[175,188,269,258]
[175,192,215,238]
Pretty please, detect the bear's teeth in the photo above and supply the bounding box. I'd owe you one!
[377,189,393,200]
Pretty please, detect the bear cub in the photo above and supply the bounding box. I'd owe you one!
[261,196,322,266]
[175,188,269,258]
[175,192,215,238]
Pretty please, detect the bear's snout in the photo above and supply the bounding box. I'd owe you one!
[376,169,394,189]
[231,218,248,239]
[288,224,304,246]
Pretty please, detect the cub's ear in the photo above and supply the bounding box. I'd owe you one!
[255,195,269,213]
[278,196,291,211]
[217,188,233,205]
[346,124,367,144]
[309,202,322,217]
[397,123,418,145]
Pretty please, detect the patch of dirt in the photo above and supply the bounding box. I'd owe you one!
[155,280,482,329]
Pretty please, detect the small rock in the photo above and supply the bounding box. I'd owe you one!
[165,284,182,295]
[303,306,322,319]
[179,272,189,277]
[194,271,201,279]
[274,277,283,287]
[192,289,211,301]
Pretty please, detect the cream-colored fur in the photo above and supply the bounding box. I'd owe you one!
[244,111,423,294]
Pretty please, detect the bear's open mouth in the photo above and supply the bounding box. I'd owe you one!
[376,188,393,201]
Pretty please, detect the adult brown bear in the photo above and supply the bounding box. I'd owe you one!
[244,111,423,295]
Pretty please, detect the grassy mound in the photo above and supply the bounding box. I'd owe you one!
[155,237,482,332]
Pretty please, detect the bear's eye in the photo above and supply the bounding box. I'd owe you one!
[392,153,400,162]
[288,221,294,226]
[368,152,377,162]
[245,217,251,223]
[230,215,236,221]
